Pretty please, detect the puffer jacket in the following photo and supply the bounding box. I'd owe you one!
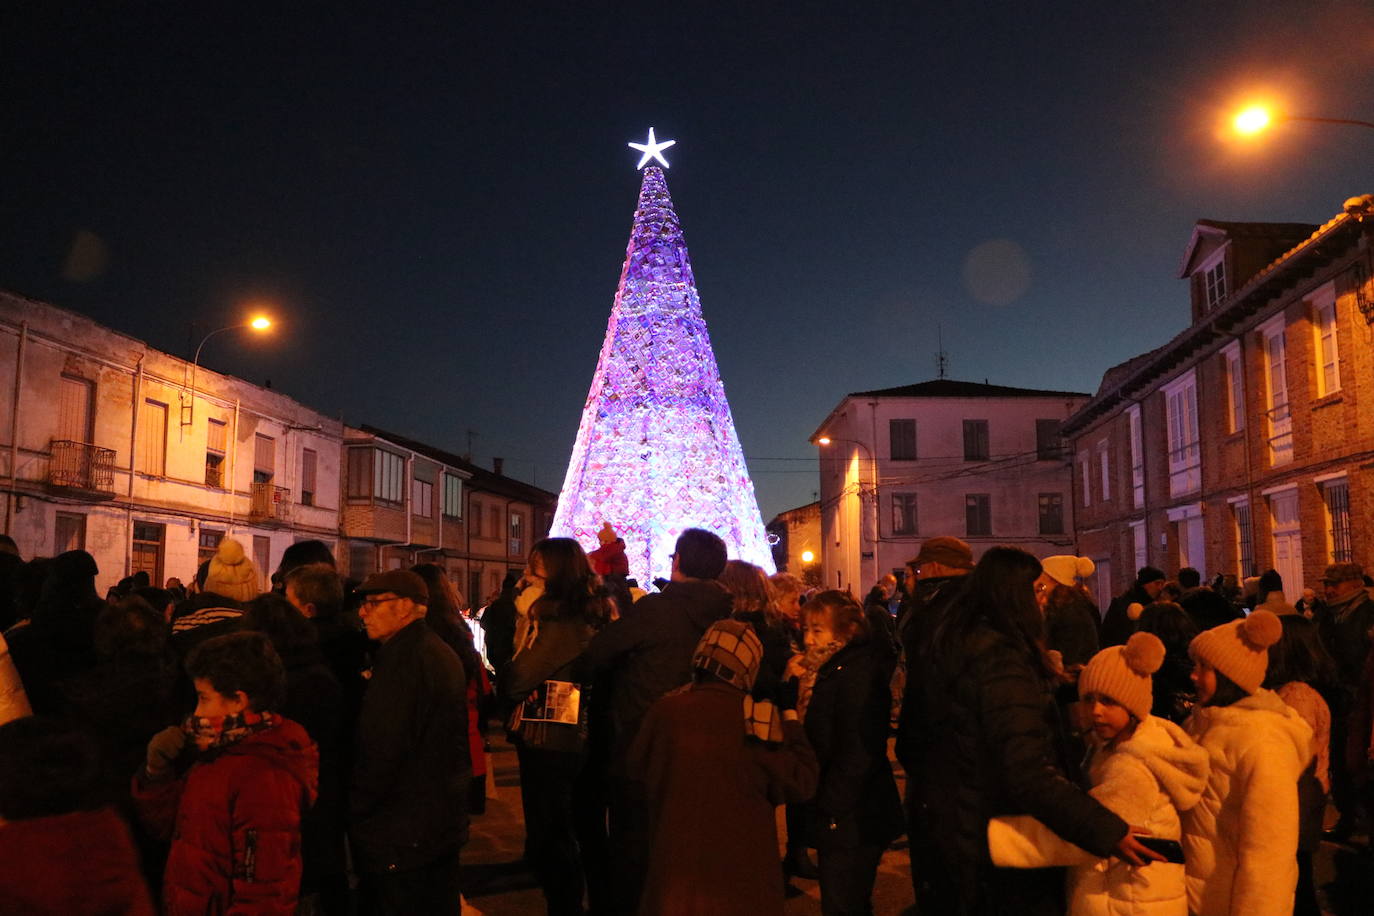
[989,715,1209,916]
[1182,689,1312,916]
[916,623,1128,913]
[133,718,319,916]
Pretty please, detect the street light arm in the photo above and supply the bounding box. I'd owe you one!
[1285,115,1374,131]
[192,323,250,369]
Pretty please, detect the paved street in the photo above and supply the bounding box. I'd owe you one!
[461,734,1371,915]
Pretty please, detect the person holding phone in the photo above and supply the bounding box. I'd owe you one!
[988,632,1209,915]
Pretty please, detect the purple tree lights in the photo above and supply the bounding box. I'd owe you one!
[550,159,775,585]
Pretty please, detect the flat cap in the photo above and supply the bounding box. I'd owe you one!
[913,536,974,570]
[357,569,429,604]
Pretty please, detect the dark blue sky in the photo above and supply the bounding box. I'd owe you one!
[4,4,1372,520]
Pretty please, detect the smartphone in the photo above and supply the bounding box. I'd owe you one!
[1136,836,1185,864]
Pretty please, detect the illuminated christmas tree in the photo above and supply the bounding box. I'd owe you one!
[551,132,775,584]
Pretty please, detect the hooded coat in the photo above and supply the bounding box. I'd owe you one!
[133,718,320,916]
[989,715,1209,916]
[1182,690,1312,916]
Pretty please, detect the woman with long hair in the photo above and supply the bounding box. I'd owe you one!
[914,546,1155,915]
[719,560,794,700]
[412,563,491,817]
[498,538,612,915]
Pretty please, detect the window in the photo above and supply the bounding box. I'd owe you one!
[892,493,918,535]
[469,571,483,608]
[488,505,501,540]
[199,529,224,567]
[963,420,989,461]
[442,474,463,519]
[300,449,317,506]
[1171,506,1204,573]
[54,512,86,553]
[1261,320,1292,466]
[1130,520,1147,574]
[1269,489,1301,596]
[1203,257,1227,310]
[132,522,165,585]
[889,419,917,460]
[138,400,168,476]
[253,434,275,485]
[1214,343,1243,437]
[375,451,404,505]
[1035,419,1062,461]
[1163,371,1201,496]
[1127,405,1144,509]
[509,512,524,556]
[1323,479,1353,563]
[1037,493,1064,535]
[348,543,375,578]
[206,418,227,488]
[1093,559,1113,611]
[412,477,433,517]
[1232,500,1255,578]
[1097,439,1111,502]
[470,499,483,537]
[964,493,991,537]
[1078,450,1091,507]
[1313,290,1341,396]
[252,535,271,593]
[57,376,93,443]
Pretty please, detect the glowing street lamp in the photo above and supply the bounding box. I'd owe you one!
[181,313,277,425]
[1231,103,1374,137]
[800,550,816,564]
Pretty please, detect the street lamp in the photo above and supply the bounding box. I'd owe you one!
[1232,104,1374,137]
[181,314,275,425]
[814,434,881,590]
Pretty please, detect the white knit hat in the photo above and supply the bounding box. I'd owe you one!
[1079,632,1165,722]
[1042,555,1096,588]
[203,538,259,602]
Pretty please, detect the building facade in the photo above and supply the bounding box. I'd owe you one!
[813,380,1089,593]
[1063,199,1374,606]
[0,291,344,594]
[341,426,556,606]
[767,499,822,583]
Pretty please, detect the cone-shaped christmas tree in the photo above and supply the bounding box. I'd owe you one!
[551,163,775,584]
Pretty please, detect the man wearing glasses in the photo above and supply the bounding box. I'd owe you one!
[350,569,469,915]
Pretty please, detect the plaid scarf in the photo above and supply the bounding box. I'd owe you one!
[185,709,277,751]
[796,639,845,720]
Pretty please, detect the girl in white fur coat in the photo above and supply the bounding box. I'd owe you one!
[989,633,1209,916]
[1182,609,1312,916]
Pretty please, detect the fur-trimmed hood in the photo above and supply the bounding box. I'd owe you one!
[1105,715,1208,814]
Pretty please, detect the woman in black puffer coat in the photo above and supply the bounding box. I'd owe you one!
[910,546,1158,916]
[499,538,612,916]
[790,589,902,915]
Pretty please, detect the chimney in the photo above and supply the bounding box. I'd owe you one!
[493,457,504,476]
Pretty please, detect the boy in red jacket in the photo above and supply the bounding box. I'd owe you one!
[134,631,318,915]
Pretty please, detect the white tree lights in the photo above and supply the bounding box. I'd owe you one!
[549,151,775,584]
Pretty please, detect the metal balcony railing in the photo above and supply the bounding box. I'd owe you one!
[250,483,292,522]
[47,440,116,498]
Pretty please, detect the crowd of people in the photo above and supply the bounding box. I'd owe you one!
[0,520,1372,915]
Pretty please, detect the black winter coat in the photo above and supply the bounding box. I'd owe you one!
[583,578,732,756]
[803,637,903,849]
[914,622,1127,915]
[349,619,469,873]
[1043,587,1100,669]
[1180,586,1241,633]
[1100,585,1152,647]
[894,574,966,773]
[732,609,796,702]
[500,605,596,756]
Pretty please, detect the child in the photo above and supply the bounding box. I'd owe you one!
[1183,609,1311,916]
[988,632,1209,915]
[134,631,319,915]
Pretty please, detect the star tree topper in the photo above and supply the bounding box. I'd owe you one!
[628,127,675,169]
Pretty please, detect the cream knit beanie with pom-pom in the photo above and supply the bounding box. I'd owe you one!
[1078,631,1165,722]
[1041,555,1096,588]
[203,537,260,602]
[1189,608,1284,695]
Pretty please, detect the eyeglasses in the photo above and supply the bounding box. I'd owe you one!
[360,594,401,610]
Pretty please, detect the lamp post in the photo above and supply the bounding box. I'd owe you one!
[1233,105,1374,136]
[181,315,274,426]
[815,434,881,591]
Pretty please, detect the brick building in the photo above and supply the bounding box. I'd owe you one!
[1063,196,1374,607]
[767,499,822,582]
[812,379,1088,593]
[0,291,344,594]
[341,426,556,606]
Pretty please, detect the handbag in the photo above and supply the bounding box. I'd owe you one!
[508,678,591,754]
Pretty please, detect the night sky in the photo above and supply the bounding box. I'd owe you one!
[4,4,1373,521]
